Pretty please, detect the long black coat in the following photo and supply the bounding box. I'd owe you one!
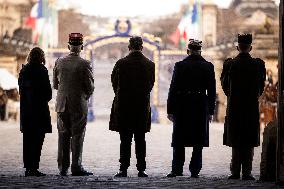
[19,63,52,133]
[109,51,155,133]
[167,54,216,147]
[221,53,266,147]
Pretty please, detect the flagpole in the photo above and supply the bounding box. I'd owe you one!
[198,0,202,41]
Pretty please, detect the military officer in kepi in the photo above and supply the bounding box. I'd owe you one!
[53,33,94,176]
[167,39,216,178]
[221,34,266,180]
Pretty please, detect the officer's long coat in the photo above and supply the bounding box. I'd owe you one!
[53,53,94,134]
[221,53,266,147]
[167,54,216,147]
[19,63,52,133]
[109,51,155,133]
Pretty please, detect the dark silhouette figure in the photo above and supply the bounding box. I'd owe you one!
[221,34,266,180]
[53,33,94,176]
[0,87,8,120]
[260,120,277,181]
[18,47,52,177]
[109,36,155,177]
[213,94,220,122]
[167,39,216,178]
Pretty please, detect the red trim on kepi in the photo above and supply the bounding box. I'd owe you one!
[68,33,83,46]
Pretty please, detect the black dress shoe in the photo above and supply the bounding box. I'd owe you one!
[191,173,199,178]
[228,174,240,180]
[242,175,255,180]
[166,172,183,177]
[59,171,68,176]
[138,171,148,177]
[71,170,93,176]
[25,170,46,177]
[114,170,127,177]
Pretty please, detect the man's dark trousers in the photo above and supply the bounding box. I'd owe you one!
[0,104,5,120]
[172,146,203,175]
[230,147,254,176]
[119,132,146,171]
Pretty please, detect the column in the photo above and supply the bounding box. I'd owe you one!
[277,0,284,183]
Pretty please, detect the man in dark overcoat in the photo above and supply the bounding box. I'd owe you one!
[53,33,94,176]
[221,34,266,180]
[109,36,155,177]
[167,39,216,178]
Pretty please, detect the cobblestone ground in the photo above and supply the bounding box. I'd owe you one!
[0,120,277,188]
[0,175,278,188]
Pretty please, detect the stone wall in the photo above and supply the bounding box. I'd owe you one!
[0,57,18,76]
[0,0,32,37]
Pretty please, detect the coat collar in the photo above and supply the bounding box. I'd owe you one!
[184,54,206,62]
[69,52,80,56]
[237,52,252,59]
[129,50,143,56]
[22,62,45,73]
[26,62,44,68]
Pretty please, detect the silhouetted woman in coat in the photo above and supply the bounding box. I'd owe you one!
[18,47,52,177]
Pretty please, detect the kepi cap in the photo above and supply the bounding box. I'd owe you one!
[69,33,83,46]
[188,39,202,50]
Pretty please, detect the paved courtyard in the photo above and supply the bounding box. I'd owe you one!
[0,119,279,188]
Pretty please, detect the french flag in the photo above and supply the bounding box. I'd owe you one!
[25,0,43,43]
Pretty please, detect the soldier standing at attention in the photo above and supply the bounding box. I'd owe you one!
[53,33,94,176]
[167,39,216,178]
[221,34,266,180]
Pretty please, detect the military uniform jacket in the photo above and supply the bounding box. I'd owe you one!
[167,54,216,147]
[221,53,266,147]
[109,51,155,133]
[53,53,94,114]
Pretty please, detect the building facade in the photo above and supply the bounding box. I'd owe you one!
[202,0,279,121]
[0,0,35,77]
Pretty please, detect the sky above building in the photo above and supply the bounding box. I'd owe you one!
[56,0,233,17]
